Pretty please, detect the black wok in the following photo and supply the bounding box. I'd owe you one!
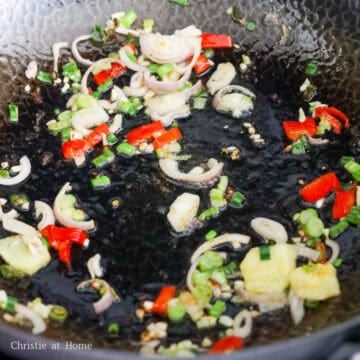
[0,0,359,359]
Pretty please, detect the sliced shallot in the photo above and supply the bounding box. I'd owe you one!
[207,63,236,95]
[71,34,93,66]
[53,183,96,231]
[34,200,55,230]
[296,244,320,262]
[159,158,224,186]
[0,156,31,186]
[250,217,288,244]
[52,41,69,73]
[15,303,47,334]
[71,106,109,136]
[325,239,340,264]
[2,216,39,237]
[87,254,104,279]
[289,289,305,325]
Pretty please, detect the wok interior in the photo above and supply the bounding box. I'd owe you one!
[0,0,359,353]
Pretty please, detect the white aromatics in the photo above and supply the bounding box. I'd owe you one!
[25,61,38,79]
[288,289,305,325]
[71,34,93,66]
[207,63,236,95]
[167,193,200,233]
[87,253,104,279]
[52,42,69,73]
[34,200,55,230]
[233,309,253,338]
[0,156,31,186]
[15,304,47,334]
[71,106,109,136]
[250,217,288,243]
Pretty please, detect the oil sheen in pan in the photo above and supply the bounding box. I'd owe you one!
[0,50,359,351]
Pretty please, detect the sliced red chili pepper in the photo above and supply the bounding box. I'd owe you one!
[57,242,71,268]
[201,33,233,49]
[152,286,176,314]
[315,242,327,264]
[317,112,342,134]
[61,139,88,160]
[194,54,212,75]
[85,123,111,148]
[332,186,356,220]
[209,336,244,354]
[315,106,350,129]
[126,120,165,145]
[153,127,182,150]
[300,172,341,203]
[93,62,127,86]
[282,118,317,141]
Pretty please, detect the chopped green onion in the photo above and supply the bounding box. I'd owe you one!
[36,70,52,84]
[259,245,271,260]
[192,270,211,286]
[61,127,71,142]
[126,52,137,63]
[340,156,355,166]
[241,54,251,65]
[168,0,189,6]
[192,283,213,307]
[47,111,73,133]
[210,188,227,208]
[91,175,111,189]
[58,194,77,210]
[205,230,218,241]
[203,48,215,59]
[93,79,113,99]
[118,97,143,116]
[9,193,30,211]
[124,35,139,45]
[217,176,229,194]
[198,251,224,272]
[223,261,238,276]
[0,169,10,178]
[0,265,25,279]
[1,296,18,314]
[157,63,175,79]
[230,191,245,208]
[91,24,106,42]
[148,63,159,73]
[304,217,324,238]
[329,220,350,239]
[8,104,19,124]
[54,108,61,116]
[302,263,316,273]
[76,94,98,109]
[305,237,321,247]
[107,52,120,59]
[291,135,309,155]
[143,18,154,32]
[41,237,49,247]
[120,10,138,28]
[209,300,226,318]
[344,160,360,181]
[332,257,343,268]
[167,298,186,322]
[62,61,81,83]
[49,305,68,322]
[305,62,318,76]
[106,133,118,145]
[107,322,120,335]
[211,269,228,286]
[316,119,332,135]
[341,182,354,191]
[299,208,318,225]
[116,142,136,156]
[193,97,207,110]
[198,207,219,222]
[346,206,360,225]
[246,21,256,32]
[92,150,115,168]
[304,299,319,309]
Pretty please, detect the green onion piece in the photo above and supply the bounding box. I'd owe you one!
[329,220,350,239]
[91,175,111,189]
[230,191,245,208]
[143,18,154,32]
[229,6,244,24]
[107,52,120,59]
[192,270,211,286]
[299,208,318,225]
[9,193,30,211]
[192,283,213,307]
[304,217,324,238]
[57,110,73,124]
[91,24,106,42]
[157,63,175,79]
[193,97,207,110]
[36,70,52,84]
[96,79,113,94]
[223,261,238,276]
[210,188,227,208]
[205,230,218,241]
[211,269,228,286]
[305,237,321,247]
[58,194,77,210]
[291,135,309,155]
[332,257,343,268]
[209,300,226,318]
[344,160,360,181]
[303,84,317,102]
[168,0,189,6]
[302,263,316,273]
[49,305,68,322]
[217,176,229,194]
[203,48,215,59]
[61,127,71,142]
[118,97,143,116]
[107,322,120,335]
[305,62,318,76]
[54,108,61,116]
[120,10,138,28]
[259,245,271,260]
[41,237,49,247]
[76,94,98,109]
[126,52,137,63]
[304,300,319,309]
[241,54,251,65]
[246,21,256,32]
[62,61,81,83]
[8,104,19,124]
[116,142,136,156]
[71,83,81,94]
[340,156,355,167]
[341,182,354,191]
[0,265,25,279]
[198,251,224,272]
[2,296,18,314]
[167,298,186,322]
[346,206,360,225]
[0,169,10,178]
[124,35,139,45]
[198,207,220,222]
[106,133,118,145]
[148,63,159,73]
[316,119,332,135]
[92,150,115,168]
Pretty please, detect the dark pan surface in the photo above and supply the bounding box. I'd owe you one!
[0,0,360,357]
